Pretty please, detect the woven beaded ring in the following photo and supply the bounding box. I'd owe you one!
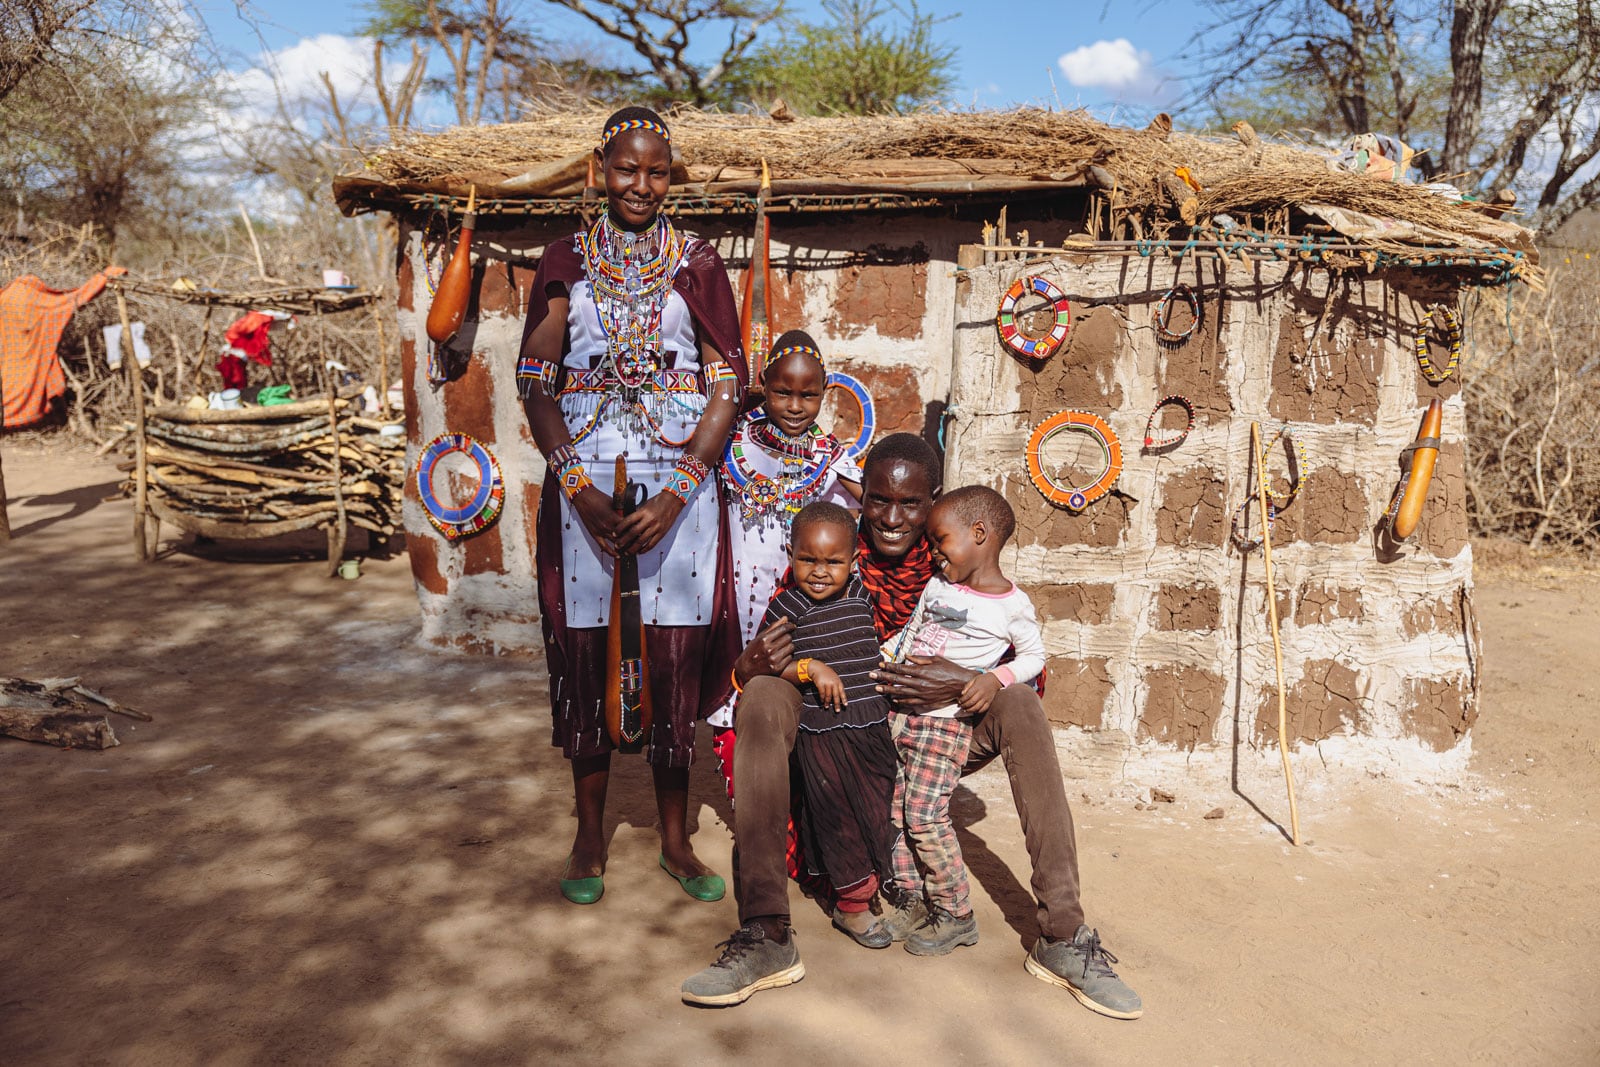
[1154,284,1202,346]
[416,433,505,541]
[1025,410,1123,512]
[1258,425,1310,507]
[1142,394,1196,451]
[1414,304,1462,384]
[996,275,1072,361]
[825,370,877,461]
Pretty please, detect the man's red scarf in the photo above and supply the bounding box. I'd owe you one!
[855,533,935,642]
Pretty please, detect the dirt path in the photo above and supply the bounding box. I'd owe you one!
[2,439,1596,1065]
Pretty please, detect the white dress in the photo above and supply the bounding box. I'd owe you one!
[553,279,720,627]
[707,410,862,728]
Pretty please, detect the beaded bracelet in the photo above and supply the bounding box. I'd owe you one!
[1257,426,1310,506]
[663,452,711,504]
[1229,496,1276,552]
[796,658,815,685]
[729,667,743,695]
[703,360,742,390]
[1154,284,1202,346]
[548,444,594,502]
[1414,304,1462,384]
[517,355,560,399]
[1142,394,1196,450]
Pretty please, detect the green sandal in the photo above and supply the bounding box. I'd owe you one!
[658,853,726,902]
[560,855,604,905]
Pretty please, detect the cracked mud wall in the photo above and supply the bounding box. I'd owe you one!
[948,256,1478,764]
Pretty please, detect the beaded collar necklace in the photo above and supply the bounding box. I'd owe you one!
[577,212,686,388]
[722,410,838,522]
[749,419,818,460]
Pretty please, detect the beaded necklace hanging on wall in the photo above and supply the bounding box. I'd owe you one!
[578,211,687,390]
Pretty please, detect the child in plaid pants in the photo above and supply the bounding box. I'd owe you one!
[882,486,1045,955]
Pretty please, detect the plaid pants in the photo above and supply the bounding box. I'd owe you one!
[889,715,974,919]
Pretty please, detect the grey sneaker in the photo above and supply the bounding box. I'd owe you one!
[831,907,892,949]
[879,886,929,943]
[1025,924,1143,1020]
[904,907,979,956]
[681,922,805,1007]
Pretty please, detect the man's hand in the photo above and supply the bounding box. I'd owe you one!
[871,655,977,709]
[734,617,795,685]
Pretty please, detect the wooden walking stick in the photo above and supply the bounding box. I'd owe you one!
[739,159,774,387]
[1253,421,1301,846]
[603,455,653,753]
[116,288,153,562]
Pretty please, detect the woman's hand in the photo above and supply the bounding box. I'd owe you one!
[614,490,684,555]
[809,661,847,713]
[734,617,796,684]
[571,486,621,555]
[871,655,977,709]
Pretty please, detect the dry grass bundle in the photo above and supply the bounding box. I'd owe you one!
[356,106,1515,245]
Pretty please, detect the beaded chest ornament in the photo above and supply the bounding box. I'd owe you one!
[721,410,842,523]
[1025,410,1123,512]
[996,275,1072,360]
[577,212,687,391]
[415,433,505,541]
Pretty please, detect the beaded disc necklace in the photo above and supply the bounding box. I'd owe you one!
[578,212,686,388]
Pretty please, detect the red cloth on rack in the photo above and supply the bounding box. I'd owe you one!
[0,270,118,429]
[218,353,248,390]
[224,311,280,366]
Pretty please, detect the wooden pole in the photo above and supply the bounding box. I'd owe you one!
[0,348,10,544]
[117,289,151,562]
[1253,421,1301,845]
[372,301,391,417]
[240,202,268,281]
[319,311,347,576]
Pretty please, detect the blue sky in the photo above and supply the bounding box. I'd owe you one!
[199,0,1200,119]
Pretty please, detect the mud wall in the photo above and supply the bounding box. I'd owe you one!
[393,210,1034,652]
[945,255,1478,756]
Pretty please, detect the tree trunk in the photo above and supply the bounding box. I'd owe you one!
[1442,0,1504,178]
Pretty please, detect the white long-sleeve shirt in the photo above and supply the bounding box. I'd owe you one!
[884,575,1046,719]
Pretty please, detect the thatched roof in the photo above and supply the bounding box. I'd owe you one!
[332,107,1536,267]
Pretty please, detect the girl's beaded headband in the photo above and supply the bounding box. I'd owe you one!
[769,344,825,369]
[600,119,671,150]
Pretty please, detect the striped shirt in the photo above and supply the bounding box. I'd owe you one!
[762,576,890,733]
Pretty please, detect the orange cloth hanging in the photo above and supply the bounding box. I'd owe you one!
[0,269,120,429]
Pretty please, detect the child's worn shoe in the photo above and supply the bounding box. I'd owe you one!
[831,907,892,949]
[904,906,978,956]
[879,886,928,942]
[1024,924,1143,1020]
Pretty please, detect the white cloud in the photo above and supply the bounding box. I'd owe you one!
[219,34,381,122]
[1058,39,1152,92]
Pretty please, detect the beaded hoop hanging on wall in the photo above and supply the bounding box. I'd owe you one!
[1025,410,1123,512]
[825,370,877,461]
[996,276,1072,360]
[1142,394,1196,451]
[1414,304,1462,384]
[1154,284,1202,346]
[415,433,505,541]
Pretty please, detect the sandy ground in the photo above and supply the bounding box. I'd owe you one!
[1,437,1597,1066]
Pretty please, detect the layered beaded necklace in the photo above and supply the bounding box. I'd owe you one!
[578,212,686,388]
[722,410,840,523]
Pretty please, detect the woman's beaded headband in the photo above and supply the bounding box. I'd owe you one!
[600,119,671,151]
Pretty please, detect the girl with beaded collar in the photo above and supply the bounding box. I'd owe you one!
[518,106,747,906]
[707,331,863,793]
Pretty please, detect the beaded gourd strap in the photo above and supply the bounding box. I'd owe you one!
[663,452,711,504]
[1414,304,1462,384]
[1154,284,1202,346]
[1142,394,1196,450]
[548,443,594,502]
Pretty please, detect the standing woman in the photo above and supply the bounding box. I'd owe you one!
[518,107,746,904]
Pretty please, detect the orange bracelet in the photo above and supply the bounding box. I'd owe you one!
[796,658,814,685]
[728,667,743,695]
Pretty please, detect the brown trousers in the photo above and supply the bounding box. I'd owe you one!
[732,676,1086,940]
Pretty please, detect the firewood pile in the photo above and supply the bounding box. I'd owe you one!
[125,397,406,541]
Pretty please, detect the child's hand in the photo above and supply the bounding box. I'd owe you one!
[958,671,1003,714]
[810,662,847,713]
